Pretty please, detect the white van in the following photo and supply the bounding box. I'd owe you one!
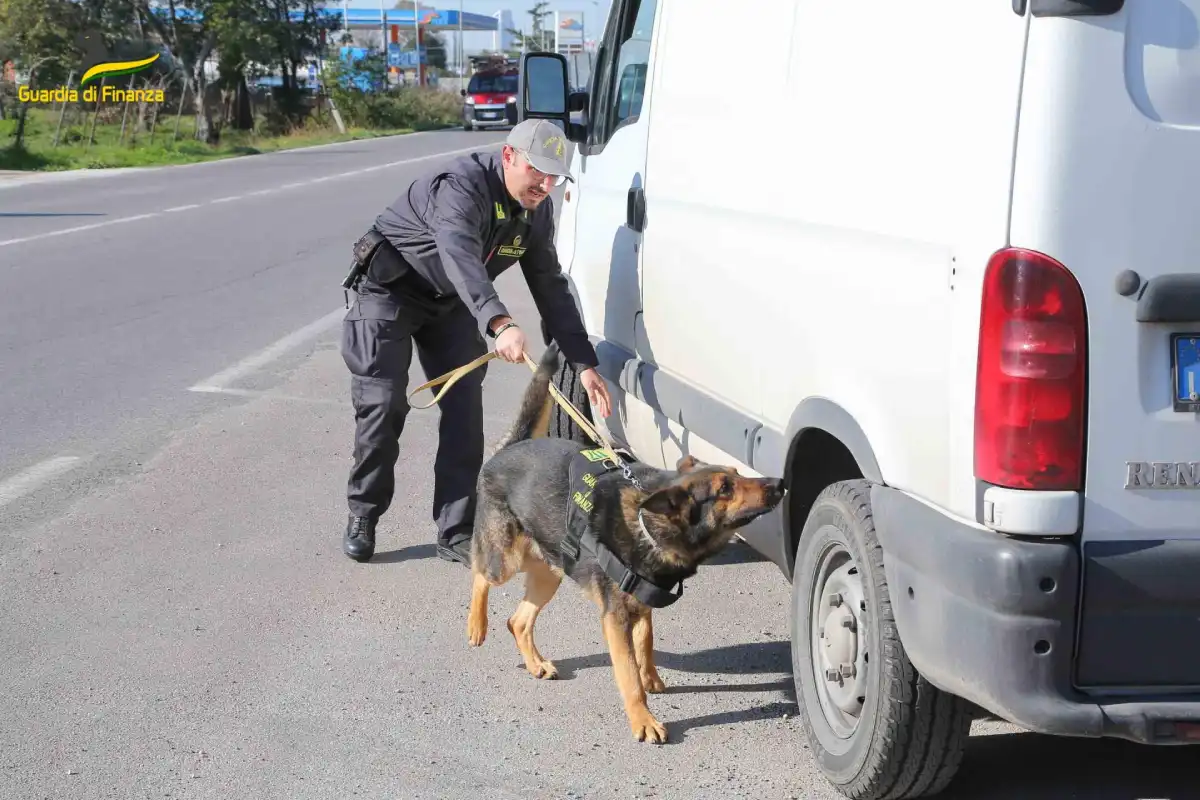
[516,0,1200,797]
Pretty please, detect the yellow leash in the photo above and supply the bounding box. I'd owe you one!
[405,349,627,470]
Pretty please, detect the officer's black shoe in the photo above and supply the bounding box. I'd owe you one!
[343,515,376,562]
[436,533,472,566]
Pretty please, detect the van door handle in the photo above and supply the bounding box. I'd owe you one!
[627,187,646,232]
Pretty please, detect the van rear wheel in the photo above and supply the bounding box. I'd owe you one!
[791,480,971,799]
[549,358,593,444]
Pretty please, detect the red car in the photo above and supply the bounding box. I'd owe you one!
[461,68,519,131]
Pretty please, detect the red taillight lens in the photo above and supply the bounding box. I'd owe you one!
[975,248,1087,491]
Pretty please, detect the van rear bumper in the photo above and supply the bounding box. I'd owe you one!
[871,484,1200,744]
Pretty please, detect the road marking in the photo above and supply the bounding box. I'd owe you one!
[189,386,348,407]
[188,308,345,393]
[0,456,84,508]
[0,212,159,247]
[0,143,494,250]
[164,204,200,213]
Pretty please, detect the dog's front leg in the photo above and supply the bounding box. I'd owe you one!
[632,609,666,694]
[602,609,668,744]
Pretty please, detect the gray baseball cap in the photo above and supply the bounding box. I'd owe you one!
[507,118,574,181]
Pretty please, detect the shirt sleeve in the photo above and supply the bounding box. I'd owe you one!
[429,175,511,338]
[519,210,600,369]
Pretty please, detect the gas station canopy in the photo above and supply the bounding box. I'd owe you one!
[307,7,499,32]
[156,6,499,33]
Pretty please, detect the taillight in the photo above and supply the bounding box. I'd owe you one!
[974,247,1088,491]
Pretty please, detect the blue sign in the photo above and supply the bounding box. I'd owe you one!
[1173,334,1200,411]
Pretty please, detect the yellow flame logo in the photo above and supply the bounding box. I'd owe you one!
[80,53,160,86]
[543,135,565,158]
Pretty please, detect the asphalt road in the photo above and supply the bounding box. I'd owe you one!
[0,131,1195,800]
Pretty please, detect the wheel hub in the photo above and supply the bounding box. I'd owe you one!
[810,541,868,737]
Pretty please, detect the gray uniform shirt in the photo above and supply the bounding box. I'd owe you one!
[370,150,598,369]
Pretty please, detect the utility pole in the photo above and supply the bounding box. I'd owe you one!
[379,0,388,86]
[413,0,421,86]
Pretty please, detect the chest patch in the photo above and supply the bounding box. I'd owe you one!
[496,234,526,258]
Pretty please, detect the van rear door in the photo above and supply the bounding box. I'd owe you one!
[1011,2,1200,689]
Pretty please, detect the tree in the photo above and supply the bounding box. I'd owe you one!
[506,2,554,53]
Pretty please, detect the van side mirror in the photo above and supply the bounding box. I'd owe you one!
[518,52,585,143]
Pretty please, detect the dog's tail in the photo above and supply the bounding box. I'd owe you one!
[491,341,562,452]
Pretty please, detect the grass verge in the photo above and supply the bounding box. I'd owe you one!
[0,113,425,171]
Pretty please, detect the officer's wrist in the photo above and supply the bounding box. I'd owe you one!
[488,317,518,339]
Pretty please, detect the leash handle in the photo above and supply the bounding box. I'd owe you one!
[405,348,633,487]
[406,351,498,410]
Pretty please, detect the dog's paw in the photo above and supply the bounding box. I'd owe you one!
[529,659,558,680]
[641,671,667,694]
[467,612,488,647]
[628,709,668,744]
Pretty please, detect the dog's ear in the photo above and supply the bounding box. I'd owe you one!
[640,484,693,520]
[676,454,703,473]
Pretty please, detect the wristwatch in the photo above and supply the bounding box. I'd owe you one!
[488,321,518,339]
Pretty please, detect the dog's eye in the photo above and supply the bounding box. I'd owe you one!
[718,477,733,497]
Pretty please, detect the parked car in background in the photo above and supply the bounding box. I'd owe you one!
[461,66,518,130]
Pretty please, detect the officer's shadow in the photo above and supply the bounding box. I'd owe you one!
[369,543,436,563]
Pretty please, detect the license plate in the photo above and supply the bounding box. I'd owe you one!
[481,112,498,119]
[1171,333,1200,412]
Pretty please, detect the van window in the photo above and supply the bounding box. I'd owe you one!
[591,0,659,144]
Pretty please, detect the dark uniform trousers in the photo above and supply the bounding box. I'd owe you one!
[341,277,489,542]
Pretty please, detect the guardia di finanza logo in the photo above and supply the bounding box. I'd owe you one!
[19,54,165,104]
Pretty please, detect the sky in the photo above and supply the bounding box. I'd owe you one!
[340,0,611,55]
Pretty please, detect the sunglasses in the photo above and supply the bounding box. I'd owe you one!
[515,148,569,187]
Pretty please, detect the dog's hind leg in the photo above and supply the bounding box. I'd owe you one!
[601,608,668,744]
[631,609,666,694]
[506,555,562,680]
[468,570,492,647]
[467,497,520,648]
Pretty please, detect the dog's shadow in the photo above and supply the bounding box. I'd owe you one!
[539,640,798,743]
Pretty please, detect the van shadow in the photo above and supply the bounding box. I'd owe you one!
[542,633,1199,792]
[543,640,798,742]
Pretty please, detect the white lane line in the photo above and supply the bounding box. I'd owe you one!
[0,456,84,508]
[164,204,200,213]
[189,386,347,407]
[188,308,345,393]
[0,143,494,250]
[0,212,159,247]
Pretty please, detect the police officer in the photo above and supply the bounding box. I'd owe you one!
[340,119,612,564]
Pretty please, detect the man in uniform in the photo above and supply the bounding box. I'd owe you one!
[339,119,612,565]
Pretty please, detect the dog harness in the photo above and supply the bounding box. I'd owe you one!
[561,448,685,609]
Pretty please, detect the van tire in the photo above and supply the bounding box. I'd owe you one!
[791,480,971,800]
[549,358,593,444]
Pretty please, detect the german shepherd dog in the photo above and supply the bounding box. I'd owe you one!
[466,343,786,743]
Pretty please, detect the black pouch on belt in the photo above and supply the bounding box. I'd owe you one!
[362,234,411,286]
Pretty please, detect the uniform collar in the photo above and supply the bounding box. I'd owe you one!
[488,153,532,223]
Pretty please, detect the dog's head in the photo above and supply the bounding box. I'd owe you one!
[637,455,786,557]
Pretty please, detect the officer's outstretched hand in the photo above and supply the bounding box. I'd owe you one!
[494,323,527,364]
[580,368,612,419]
